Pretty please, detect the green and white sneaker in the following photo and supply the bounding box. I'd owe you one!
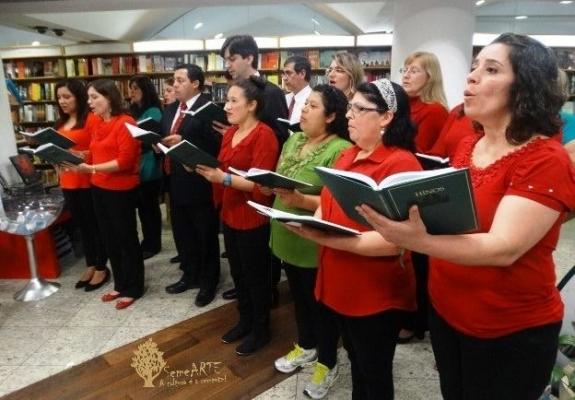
[303,362,338,399]
[274,343,317,373]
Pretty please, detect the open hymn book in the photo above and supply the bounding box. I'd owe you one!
[125,122,162,146]
[20,127,75,149]
[183,101,228,125]
[315,166,477,235]
[247,201,360,236]
[20,143,83,165]
[228,167,313,190]
[415,153,450,170]
[156,141,219,168]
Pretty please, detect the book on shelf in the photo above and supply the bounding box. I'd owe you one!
[277,118,300,133]
[125,122,162,145]
[228,166,314,190]
[20,143,83,165]
[315,166,477,235]
[156,141,219,169]
[20,127,75,149]
[247,201,360,236]
[415,153,450,170]
[183,101,228,125]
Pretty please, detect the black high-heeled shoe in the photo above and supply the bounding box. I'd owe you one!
[397,330,425,344]
[84,268,111,292]
[74,278,91,289]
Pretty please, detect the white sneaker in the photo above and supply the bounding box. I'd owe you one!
[303,362,338,399]
[274,343,317,373]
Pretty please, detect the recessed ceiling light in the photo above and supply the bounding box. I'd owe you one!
[475,0,485,5]
[559,0,573,4]
[31,41,40,46]
[515,15,528,20]
[214,33,223,39]
[194,22,203,30]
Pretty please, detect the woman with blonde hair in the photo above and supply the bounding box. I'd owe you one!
[326,52,365,100]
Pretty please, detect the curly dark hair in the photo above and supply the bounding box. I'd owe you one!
[355,81,416,152]
[230,76,267,119]
[54,79,89,130]
[128,75,163,119]
[489,33,563,144]
[312,84,349,141]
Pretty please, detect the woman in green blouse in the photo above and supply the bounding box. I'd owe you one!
[266,85,351,399]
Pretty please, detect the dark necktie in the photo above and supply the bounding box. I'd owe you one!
[164,102,188,175]
[288,95,296,119]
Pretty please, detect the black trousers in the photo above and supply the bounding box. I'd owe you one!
[429,306,561,400]
[402,252,429,334]
[223,223,271,337]
[170,200,220,292]
[62,188,107,270]
[136,179,163,254]
[91,186,144,298]
[335,309,403,400]
[283,263,339,368]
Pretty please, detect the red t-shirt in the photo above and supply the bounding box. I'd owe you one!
[89,114,141,191]
[410,96,448,153]
[428,104,477,159]
[315,144,420,317]
[429,135,575,338]
[214,122,279,230]
[58,112,99,189]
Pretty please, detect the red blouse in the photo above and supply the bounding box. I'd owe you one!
[429,135,575,338]
[409,96,448,153]
[315,144,420,317]
[428,104,477,159]
[214,122,279,230]
[58,112,99,189]
[89,114,141,191]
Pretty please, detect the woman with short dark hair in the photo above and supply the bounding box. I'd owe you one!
[359,33,575,400]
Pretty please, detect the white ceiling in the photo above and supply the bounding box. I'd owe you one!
[0,0,573,48]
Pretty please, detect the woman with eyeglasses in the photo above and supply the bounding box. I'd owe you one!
[399,51,450,345]
[265,85,351,399]
[287,79,420,399]
[358,33,575,400]
[326,52,365,100]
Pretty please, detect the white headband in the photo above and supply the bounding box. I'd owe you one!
[372,79,397,113]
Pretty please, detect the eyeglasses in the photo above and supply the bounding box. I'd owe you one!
[399,67,423,75]
[325,66,347,75]
[346,102,384,116]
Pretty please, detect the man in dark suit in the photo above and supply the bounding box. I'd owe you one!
[214,35,289,304]
[161,64,221,307]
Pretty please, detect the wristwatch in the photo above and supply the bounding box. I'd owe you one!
[222,173,232,187]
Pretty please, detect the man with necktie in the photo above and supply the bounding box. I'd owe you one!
[283,55,312,126]
[161,64,221,307]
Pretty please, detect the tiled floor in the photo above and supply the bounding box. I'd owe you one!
[0,217,573,399]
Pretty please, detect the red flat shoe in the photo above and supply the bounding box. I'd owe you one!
[101,292,120,302]
[115,298,135,310]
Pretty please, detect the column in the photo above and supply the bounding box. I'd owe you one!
[391,0,476,108]
[0,55,18,185]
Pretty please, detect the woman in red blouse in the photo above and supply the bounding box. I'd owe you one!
[67,79,143,310]
[196,76,279,356]
[360,34,575,400]
[54,79,108,291]
[428,103,477,160]
[400,51,450,343]
[288,79,419,400]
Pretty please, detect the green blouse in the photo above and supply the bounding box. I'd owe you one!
[138,107,162,182]
[270,131,351,268]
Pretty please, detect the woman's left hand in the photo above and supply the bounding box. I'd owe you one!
[60,162,91,173]
[195,165,225,183]
[357,204,427,249]
[274,188,304,208]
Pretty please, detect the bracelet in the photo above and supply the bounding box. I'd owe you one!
[222,173,232,187]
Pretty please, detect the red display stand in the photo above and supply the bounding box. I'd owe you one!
[0,211,70,279]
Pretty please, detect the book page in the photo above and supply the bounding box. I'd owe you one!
[378,167,457,189]
[316,167,379,189]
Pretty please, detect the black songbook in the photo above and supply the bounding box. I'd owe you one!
[125,122,162,145]
[228,167,313,190]
[20,143,83,165]
[315,166,477,235]
[157,141,219,169]
[277,118,301,133]
[415,152,450,170]
[247,201,360,236]
[20,127,75,149]
[183,101,228,125]
[137,117,162,134]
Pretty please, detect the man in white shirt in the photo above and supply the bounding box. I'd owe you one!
[283,55,312,126]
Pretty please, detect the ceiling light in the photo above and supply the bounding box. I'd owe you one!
[214,33,223,39]
[475,0,485,5]
[194,22,203,30]
[515,15,528,20]
[311,18,320,25]
[560,0,573,4]
[31,41,40,46]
